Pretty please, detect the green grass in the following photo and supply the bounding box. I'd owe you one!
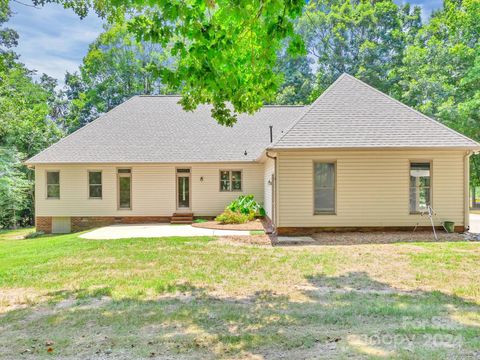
[193,218,209,223]
[0,229,479,359]
[0,227,34,240]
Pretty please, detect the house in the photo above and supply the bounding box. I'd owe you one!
[26,74,480,234]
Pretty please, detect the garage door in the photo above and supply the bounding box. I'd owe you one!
[52,217,71,234]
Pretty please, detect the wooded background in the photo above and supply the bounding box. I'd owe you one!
[1,0,479,228]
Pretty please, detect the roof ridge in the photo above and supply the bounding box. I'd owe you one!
[343,74,480,147]
[26,95,140,164]
[269,73,349,147]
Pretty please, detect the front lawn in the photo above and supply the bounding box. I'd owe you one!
[1,231,479,359]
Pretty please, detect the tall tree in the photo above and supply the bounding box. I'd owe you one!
[65,23,174,128]
[395,0,480,185]
[273,48,314,105]
[0,148,31,229]
[297,0,422,94]
[0,1,65,227]
[30,0,306,125]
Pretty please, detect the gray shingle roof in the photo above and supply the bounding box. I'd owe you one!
[27,74,479,165]
[270,73,480,150]
[26,96,305,164]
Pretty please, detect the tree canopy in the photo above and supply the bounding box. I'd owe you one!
[33,0,306,125]
[65,23,175,128]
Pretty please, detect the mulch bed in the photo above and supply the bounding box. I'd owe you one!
[311,230,465,246]
[191,219,266,231]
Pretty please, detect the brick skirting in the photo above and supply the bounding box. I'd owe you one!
[36,216,171,233]
[35,216,52,233]
[71,216,171,232]
[276,225,465,236]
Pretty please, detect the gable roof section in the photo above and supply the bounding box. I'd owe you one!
[26,96,305,164]
[270,73,480,150]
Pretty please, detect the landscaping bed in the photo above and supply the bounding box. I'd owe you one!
[311,230,465,245]
[192,218,265,231]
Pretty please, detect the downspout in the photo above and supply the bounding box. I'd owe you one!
[266,151,277,232]
[464,150,475,232]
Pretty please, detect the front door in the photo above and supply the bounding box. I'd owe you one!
[176,169,191,210]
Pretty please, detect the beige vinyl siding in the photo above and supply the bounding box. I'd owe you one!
[35,163,264,217]
[276,150,466,228]
[263,157,275,220]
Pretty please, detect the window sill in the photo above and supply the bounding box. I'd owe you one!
[46,197,60,200]
[314,212,336,216]
[89,197,103,200]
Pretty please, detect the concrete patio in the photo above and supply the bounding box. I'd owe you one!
[80,223,252,240]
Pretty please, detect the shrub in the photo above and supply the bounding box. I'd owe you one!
[215,209,251,224]
[226,195,266,217]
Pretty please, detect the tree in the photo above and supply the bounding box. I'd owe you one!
[65,23,174,128]
[0,0,18,52]
[273,48,314,105]
[0,1,65,228]
[297,0,422,94]
[0,148,31,229]
[29,0,306,125]
[395,0,480,185]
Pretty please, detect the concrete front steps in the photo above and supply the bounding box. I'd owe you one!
[171,213,194,224]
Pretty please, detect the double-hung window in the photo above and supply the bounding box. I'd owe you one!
[89,171,102,199]
[410,162,431,213]
[314,162,335,214]
[46,171,60,199]
[220,170,242,191]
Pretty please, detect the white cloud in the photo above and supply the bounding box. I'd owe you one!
[9,0,103,84]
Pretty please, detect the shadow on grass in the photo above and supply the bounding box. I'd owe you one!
[1,272,479,359]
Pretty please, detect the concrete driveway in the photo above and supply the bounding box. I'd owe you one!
[80,223,252,240]
[470,214,480,233]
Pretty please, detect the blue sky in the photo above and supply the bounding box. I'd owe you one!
[9,0,443,84]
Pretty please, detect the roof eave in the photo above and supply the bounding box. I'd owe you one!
[267,145,480,152]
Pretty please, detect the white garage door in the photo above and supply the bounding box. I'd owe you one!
[52,217,71,234]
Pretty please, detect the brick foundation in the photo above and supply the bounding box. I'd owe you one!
[36,216,171,233]
[276,225,465,236]
[35,216,52,233]
[71,216,171,232]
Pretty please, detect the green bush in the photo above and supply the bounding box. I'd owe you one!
[226,195,266,217]
[215,209,252,224]
[215,195,265,224]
